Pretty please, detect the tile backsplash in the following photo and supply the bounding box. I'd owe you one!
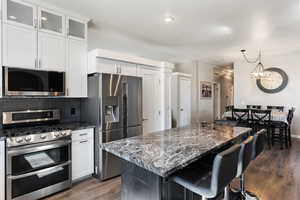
[0,98,82,127]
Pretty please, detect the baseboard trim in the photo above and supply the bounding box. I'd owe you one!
[291,135,300,139]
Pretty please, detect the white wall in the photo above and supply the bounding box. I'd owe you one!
[175,61,214,123]
[234,50,300,136]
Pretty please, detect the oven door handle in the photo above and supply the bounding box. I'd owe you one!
[7,140,71,156]
[7,161,71,180]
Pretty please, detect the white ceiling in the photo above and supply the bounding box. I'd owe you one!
[45,0,300,64]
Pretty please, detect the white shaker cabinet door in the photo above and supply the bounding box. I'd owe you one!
[0,140,5,200]
[72,129,94,181]
[2,24,37,69]
[38,32,66,71]
[67,39,87,97]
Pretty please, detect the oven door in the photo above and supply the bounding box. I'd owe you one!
[6,139,71,200]
[3,66,65,96]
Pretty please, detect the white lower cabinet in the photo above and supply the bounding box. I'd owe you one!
[0,140,5,200]
[72,128,94,181]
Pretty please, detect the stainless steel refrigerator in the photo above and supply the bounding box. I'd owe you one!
[81,73,142,181]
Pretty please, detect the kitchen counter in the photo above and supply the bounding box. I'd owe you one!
[103,124,251,177]
[0,122,96,139]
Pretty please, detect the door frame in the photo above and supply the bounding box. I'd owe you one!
[212,82,221,120]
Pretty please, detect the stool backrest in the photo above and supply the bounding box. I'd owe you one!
[287,107,295,125]
[232,108,250,122]
[211,144,241,196]
[252,130,266,160]
[237,136,254,177]
[250,109,271,125]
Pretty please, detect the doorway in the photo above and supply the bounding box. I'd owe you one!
[213,64,234,118]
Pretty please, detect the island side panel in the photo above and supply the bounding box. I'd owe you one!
[121,161,190,200]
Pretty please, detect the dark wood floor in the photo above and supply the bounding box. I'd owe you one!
[45,139,300,200]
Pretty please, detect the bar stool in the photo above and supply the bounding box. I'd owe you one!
[243,129,266,200]
[171,144,241,200]
[236,136,254,198]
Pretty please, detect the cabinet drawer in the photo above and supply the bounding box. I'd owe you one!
[72,128,94,141]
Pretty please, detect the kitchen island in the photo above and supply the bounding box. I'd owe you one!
[103,124,251,200]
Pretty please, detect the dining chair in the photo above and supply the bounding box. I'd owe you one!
[267,106,284,112]
[246,105,262,110]
[250,109,271,148]
[286,107,295,147]
[232,108,250,127]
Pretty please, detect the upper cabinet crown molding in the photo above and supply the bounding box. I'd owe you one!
[172,72,192,78]
[89,48,175,70]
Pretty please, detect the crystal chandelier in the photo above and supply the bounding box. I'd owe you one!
[240,49,268,79]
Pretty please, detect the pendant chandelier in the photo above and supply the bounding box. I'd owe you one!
[240,49,268,79]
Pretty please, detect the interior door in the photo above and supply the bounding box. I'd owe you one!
[2,23,37,69]
[38,32,66,71]
[179,78,191,127]
[141,69,160,134]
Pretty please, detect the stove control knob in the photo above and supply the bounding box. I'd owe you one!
[54,132,60,137]
[25,136,32,142]
[16,137,24,143]
[40,135,47,139]
[60,132,67,136]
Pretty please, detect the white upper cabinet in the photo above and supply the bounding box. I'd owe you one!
[3,0,37,29]
[67,17,87,40]
[38,7,65,36]
[67,39,87,97]
[2,23,37,69]
[38,32,66,71]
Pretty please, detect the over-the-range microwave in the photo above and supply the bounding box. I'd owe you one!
[2,67,65,96]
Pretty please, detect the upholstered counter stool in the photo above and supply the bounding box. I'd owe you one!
[171,144,241,200]
[236,130,266,200]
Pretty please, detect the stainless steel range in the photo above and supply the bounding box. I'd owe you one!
[2,109,72,200]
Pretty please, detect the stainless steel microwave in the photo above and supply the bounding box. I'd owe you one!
[2,67,65,96]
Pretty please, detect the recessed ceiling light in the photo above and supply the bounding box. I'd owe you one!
[41,17,48,21]
[164,16,175,24]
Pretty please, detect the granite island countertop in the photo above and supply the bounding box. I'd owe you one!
[103,124,251,177]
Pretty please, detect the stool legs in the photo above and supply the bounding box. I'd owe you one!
[240,174,259,200]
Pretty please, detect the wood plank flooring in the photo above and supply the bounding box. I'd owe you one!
[45,139,300,200]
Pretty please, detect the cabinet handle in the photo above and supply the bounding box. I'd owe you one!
[66,88,69,96]
[80,140,88,144]
[39,59,42,68]
[79,133,88,136]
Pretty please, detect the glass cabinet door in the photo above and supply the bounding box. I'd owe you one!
[5,0,37,28]
[68,18,86,40]
[39,8,65,35]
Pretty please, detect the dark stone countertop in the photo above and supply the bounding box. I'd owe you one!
[0,122,96,139]
[103,124,251,177]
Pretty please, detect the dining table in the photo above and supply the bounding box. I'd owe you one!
[222,110,289,124]
[103,124,251,200]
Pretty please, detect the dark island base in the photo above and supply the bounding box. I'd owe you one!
[121,161,212,200]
